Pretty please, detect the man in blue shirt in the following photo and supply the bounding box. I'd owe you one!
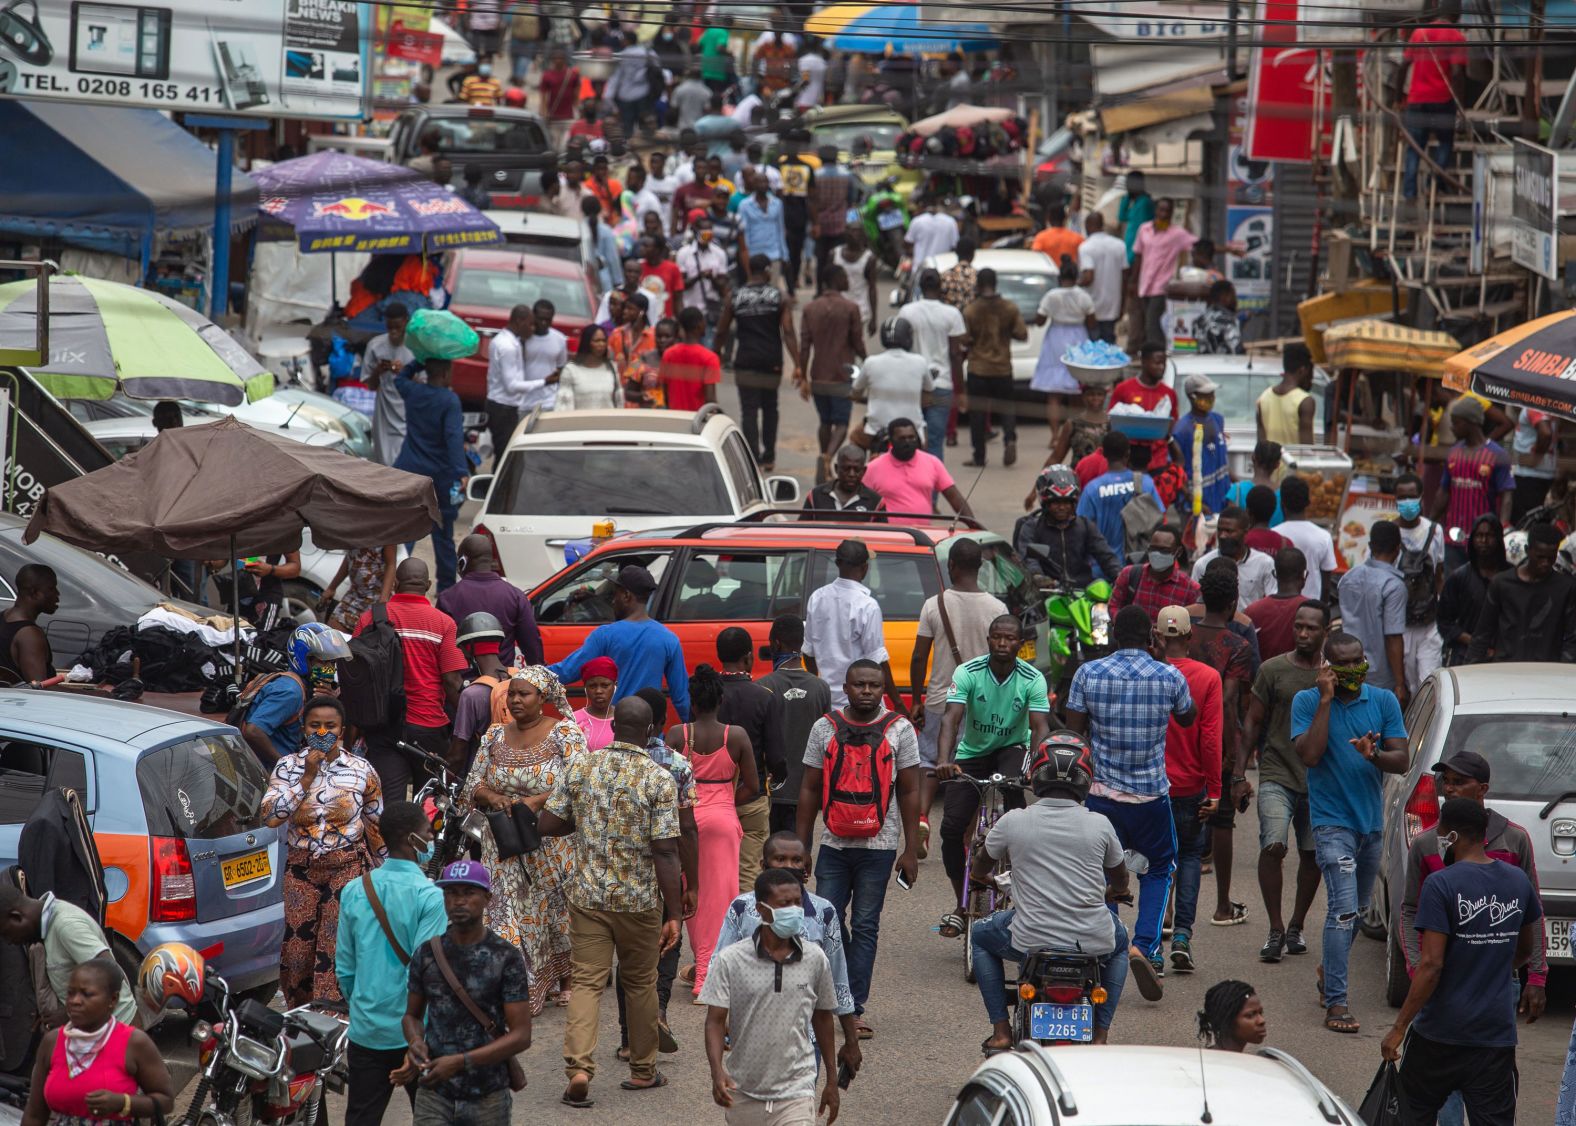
[1171,374,1229,515]
[1336,519,1410,707]
[735,172,787,275]
[549,564,691,719]
[1291,631,1409,1036]
[395,359,469,591]
[1077,430,1162,567]
[336,801,447,1126]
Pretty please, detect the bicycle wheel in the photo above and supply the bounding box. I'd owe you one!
[963,912,977,983]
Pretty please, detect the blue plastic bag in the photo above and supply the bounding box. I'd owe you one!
[327,336,356,383]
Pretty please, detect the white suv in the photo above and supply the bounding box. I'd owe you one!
[467,405,802,587]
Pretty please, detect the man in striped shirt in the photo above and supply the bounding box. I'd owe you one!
[1432,396,1513,570]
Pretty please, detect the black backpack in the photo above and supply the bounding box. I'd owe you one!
[1398,523,1440,625]
[338,602,406,730]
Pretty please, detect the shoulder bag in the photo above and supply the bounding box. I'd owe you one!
[426,938,527,1091]
[361,872,409,964]
[934,589,964,666]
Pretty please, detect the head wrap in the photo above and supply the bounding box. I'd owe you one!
[512,665,573,720]
[582,656,619,682]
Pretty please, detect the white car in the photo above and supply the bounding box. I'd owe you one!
[482,209,588,269]
[467,405,801,587]
[919,249,1058,386]
[946,1043,1362,1125]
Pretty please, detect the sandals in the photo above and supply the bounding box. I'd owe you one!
[1210,901,1249,926]
[1127,951,1163,1001]
[1324,1007,1361,1034]
[620,1073,669,1091]
[939,912,965,939]
[981,1036,1013,1056]
[855,1018,874,1041]
[562,1073,594,1109]
[917,820,930,861]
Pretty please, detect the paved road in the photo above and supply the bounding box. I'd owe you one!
[352,364,1576,1126]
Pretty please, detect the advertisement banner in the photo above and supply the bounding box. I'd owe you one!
[1244,0,1337,164]
[1512,138,1560,280]
[0,0,369,119]
[1227,206,1274,314]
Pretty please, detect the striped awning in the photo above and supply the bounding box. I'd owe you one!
[1322,319,1461,376]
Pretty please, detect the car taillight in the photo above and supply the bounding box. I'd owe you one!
[474,523,504,577]
[1042,986,1086,1005]
[151,836,197,922]
[1404,773,1440,842]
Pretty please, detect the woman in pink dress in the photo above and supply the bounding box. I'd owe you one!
[571,655,618,750]
[667,664,758,997]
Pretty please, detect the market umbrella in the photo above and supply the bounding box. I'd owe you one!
[24,416,440,677]
[906,104,1017,136]
[0,275,275,404]
[805,3,996,54]
[1323,319,1460,376]
[252,151,504,255]
[1443,312,1576,420]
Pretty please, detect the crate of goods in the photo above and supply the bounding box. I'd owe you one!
[1281,445,1354,522]
[1108,412,1173,440]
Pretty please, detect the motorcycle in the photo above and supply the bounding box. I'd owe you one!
[181,978,349,1126]
[859,177,910,271]
[1008,949,1107,1046]
[400,740,488,877]
[1040,578,1113,700]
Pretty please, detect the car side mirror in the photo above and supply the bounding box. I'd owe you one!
[1026,542,1050,561]
[767,475,802,505]
[467,474,494,502]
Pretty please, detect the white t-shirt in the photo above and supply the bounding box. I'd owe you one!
[731,93,763,128]
[854,349,933,438]
[1398,518,1445,568]
[647,171,680,220]
[633,186,667,233]
[520,328,568,411]
[1078,231,1129,321]
[897,298,966,377]
[1037,284,1095,325]
[795,53,828,107]
[906,211,959,270]
[1275,518,1339,599]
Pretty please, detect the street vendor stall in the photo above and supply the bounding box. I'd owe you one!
[1443,311,1576,421]
[892,104,1036,234]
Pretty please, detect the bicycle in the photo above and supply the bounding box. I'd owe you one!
[949,766,1030,984]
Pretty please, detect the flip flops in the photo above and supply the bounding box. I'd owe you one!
[939,912,965,938]
[1128,951,1164,1001]
[562,1073,594,1109]
[1210,901,1249,926]
[620,1073,669,1091]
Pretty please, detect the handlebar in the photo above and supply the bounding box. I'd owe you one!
[398,741,458,780]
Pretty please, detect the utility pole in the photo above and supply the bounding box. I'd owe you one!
[1524,0,1546,131]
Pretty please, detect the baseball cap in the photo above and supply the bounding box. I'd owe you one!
[1431,750,1490,784]
[1450,395,1486,426]
[435,859,492,893]
[1156,606,1193,637]
[614,564,658,598]
[1183,373,1219,397]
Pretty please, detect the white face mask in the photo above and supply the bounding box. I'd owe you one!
[1437,830,1458,862]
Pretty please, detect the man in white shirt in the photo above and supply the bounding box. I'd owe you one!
[853,318,933,443]
[484,304,532,467]
[1275,474,1339,601]
[795,44,828,109]
[803,539,902,709]
[897,269,968,457]
[646,151,680,227]
[1077,212,1129,343]
[905,196,959,274]
[675,219,730,343]
[1190,506,1277,610]
[732,90,764,130]
[626,163,667,235]
[520,299,568,413]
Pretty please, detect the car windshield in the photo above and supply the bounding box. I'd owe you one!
[1442,713,1576,802]
[498,233,582,261]
[938,536,1043,623]
[815,123,902,152]
[430,117,544,153]
[453,266,592,317]
[489,447,733,516]
[994,272,1056,321]
[137,732,270,839]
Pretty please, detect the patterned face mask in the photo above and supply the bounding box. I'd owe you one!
[305,729,338,754]
[1329,661,1369,692]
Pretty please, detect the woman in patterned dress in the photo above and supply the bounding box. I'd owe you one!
[463,666,586,1014]
[262,695,383,1008]
[321,545,397,633]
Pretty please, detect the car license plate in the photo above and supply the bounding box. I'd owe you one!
[221,850,272,889]
[1546,918,1573,961]
[877,209,904,230]
[1029,1002,1093,1042]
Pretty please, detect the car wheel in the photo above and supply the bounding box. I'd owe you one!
[281,580,321,625]
[1385,925,1410,1008]
[1359,894,1387,942]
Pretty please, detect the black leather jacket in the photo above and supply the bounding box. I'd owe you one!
[1012,511,1123,588]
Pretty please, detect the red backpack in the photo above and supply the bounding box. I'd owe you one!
[821,710,902,839]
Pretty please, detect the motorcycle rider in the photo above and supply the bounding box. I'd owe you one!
[968,732,1132,1051]
[1013,466,1123,588]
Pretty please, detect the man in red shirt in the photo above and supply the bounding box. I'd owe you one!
[1243,548,1309,662]
[1402,19,1467,199]
[1157,605,1221,975]
[639,235,684,319]
[659,307,721,410]
[354,558,467,799]
[539,48,581,145]
[1110,342,1178,472]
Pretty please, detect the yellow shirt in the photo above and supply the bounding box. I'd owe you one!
[1257,384,1311,446]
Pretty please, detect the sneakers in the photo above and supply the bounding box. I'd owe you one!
[1169,936,1194,973]
[1259,930,1285,963]
[1151,956,1166,980]
[1285,927,1308,955]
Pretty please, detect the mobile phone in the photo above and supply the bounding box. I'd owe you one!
[895,868,912,891]
[836,1061,854,1089]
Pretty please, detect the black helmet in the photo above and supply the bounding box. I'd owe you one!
[1027,730,1093,801]
[879,315,914,352]
[1036,465,1081,505]
[456,611,505,647]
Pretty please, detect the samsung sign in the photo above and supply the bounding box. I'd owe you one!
[1513,138,1560,280]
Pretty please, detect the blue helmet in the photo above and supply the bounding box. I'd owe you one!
[286,622,351,679]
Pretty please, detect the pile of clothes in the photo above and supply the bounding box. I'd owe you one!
[68,604,254,694]
[894,114,1030,165]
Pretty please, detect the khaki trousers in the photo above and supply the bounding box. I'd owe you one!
[737,793,771,892]
[562,903,663,1081]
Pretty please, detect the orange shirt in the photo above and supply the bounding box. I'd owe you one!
[1031,226,1084,267]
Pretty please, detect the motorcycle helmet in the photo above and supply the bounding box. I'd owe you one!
[286,622,351,680]
[1036,465,1081,506]
[1504,529,1529,567]
[456,611,506,648]
[1027,730,1093,801]
[878,316,914,352]
[139,942,206,1012]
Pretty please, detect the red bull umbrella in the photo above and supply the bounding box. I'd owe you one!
[250,151,502,255]
[1443,311,1576,422]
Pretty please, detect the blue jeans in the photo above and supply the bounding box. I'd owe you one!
[509,39,538,80]
[923,395,951,462]
[411,1086,510,1126]
[1402,102,1456,199]
[813,844,895,1015]
[1313,824,1382,1009]
[971,909,1129,1030]
[431,502,458,592]
[616,95,649,138]
[1169,790,1208,940]
[1087,794,1176,960]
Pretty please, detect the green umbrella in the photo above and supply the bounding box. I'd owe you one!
[0,275,275,405]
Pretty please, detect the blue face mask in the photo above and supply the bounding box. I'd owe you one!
[304,729,338,754]
[1397,498,1422,521]
[766,904,805,939]
[410,834,435,866]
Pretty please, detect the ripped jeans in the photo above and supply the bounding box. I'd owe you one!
[1313,825,1382,1011]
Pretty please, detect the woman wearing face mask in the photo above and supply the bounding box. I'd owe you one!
[463,666,587,1014]
[1196,979,1267,1052]
[262,695,384,1008]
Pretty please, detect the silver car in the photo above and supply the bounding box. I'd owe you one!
[1371,663,1575,1006]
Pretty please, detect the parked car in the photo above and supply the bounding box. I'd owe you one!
[271,385,376,460]
[446,247,599,407]
[0,692,285,1003]
[482,209,588,266]
[386,105,555,205]
[1373,663,1576,1005]
[63,388,369,460]
[946,1043,1362,1125]
[470,406,801,587]
[521,515,1046,712]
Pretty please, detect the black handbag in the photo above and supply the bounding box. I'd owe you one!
[484,803,543,861]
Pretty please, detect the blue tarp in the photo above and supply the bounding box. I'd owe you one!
[0,102,257,260]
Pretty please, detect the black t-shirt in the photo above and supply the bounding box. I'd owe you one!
[718,674,773,792]
[731,283,785,373]
[409,931,530,1099]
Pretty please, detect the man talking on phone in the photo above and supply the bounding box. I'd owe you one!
[363,303,416,466]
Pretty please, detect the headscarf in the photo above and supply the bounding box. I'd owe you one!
[512,665,572,721]
[582,656,619,681]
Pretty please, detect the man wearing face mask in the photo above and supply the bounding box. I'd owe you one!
[1392,473,1444,694]
[1190,506,1276,610]
[863,418,976,523]
[1109,524,1201,622]
[336,801,448,1126]
[1015,465,1123,588]
[714,833,861,1081]
[1291,632,1409,1035]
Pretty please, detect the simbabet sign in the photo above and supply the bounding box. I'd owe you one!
[1512,138,1560,279]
